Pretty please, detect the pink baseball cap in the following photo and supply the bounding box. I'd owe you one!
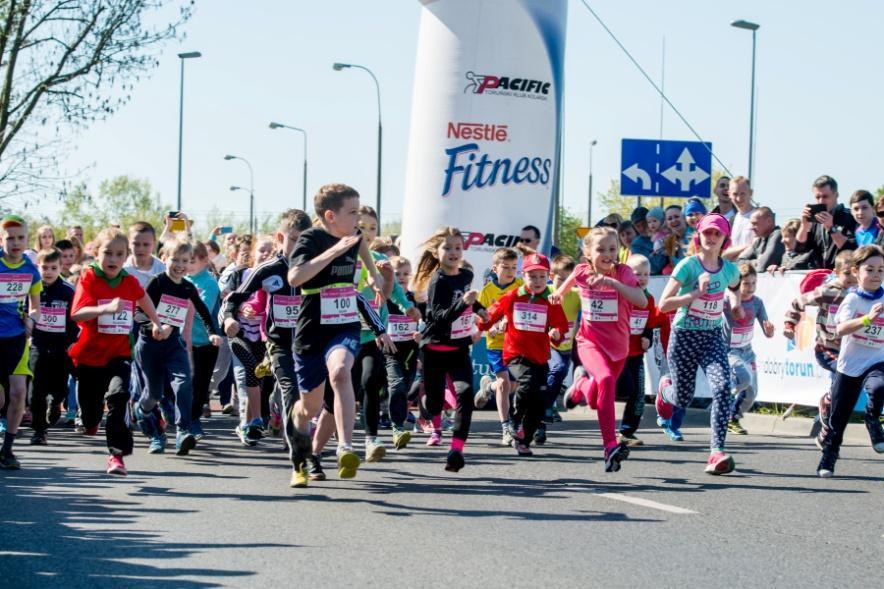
[523,253,551,273]
[696,213,731,238]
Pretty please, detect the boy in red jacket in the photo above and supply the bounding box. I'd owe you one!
[477,253,569,457]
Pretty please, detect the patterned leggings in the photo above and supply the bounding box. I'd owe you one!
[662,328,731,451]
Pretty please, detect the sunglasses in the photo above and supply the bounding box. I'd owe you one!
[876,211,884,219]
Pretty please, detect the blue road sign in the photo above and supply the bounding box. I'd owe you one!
[620,139,713,198]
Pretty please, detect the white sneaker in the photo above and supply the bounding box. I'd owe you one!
[474,375,493,409]
[365,437,387,463]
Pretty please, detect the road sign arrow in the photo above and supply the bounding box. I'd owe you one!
[623,163,652,190]
[661,148,710,192]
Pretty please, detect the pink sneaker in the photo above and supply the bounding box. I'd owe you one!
[426,431,442,446]
[655,376,674,420]
[704,451,735,475]
[417,418,435,434]
[106,455,127,476]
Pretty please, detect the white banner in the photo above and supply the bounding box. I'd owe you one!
[399,0,567,276]
[644,272,830,406]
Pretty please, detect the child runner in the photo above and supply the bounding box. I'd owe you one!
[722,263,775,435]
[69,227,167,476]
[29,248,78,445]
[477,253,568,456]
[287,183,392,488]
[134,239,221,455]
[554,227,647,471]
[412,226,488,472]
[784,250,856,448]
[616,254,666,447]
[655,213,742,475]
[0,215,42,469]
[475,247,522,445]
[186,241,222,439]
[55,239,77,279]
[124,222,165,288]
[821,245,884,476]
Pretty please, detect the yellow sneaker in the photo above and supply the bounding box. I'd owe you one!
[392,428,412,450]
[289,465,308,488]
[255,357,272,379]
[337,448,361,479]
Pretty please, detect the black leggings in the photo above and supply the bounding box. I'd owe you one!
[509,358,548,445]
[825,363,884,452]
[352,341,386,437]
[230,337,266,388]
[384,343,419,428]
[76,358,133,456]
[616,354,646,436]
[191,344,219,421]
[28,345,71,434]
[420,346,474,442]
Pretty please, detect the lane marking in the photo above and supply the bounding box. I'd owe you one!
[597,493,698,515]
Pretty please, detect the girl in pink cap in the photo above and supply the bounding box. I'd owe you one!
[655,213,743,474]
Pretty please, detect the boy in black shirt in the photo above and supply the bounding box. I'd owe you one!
[288,183,393,487]
[29,248,78,445]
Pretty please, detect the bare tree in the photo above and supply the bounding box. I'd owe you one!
[0,0,193,204]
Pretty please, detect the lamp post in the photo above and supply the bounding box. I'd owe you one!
[731,19,760,183]
[587,139,597,226]
[176,51,202,211]
[224,155,255,234]
[333,62,382,232]
[269,122,308,212]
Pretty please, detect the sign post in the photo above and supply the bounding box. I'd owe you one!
[620,139,713,198]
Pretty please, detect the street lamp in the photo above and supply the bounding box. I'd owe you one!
[587,139,597,226]
[731,19,760,183]
[224,155,255,234]
[176,51,202,211]
[333,62,382,232]
[269,122,308,212]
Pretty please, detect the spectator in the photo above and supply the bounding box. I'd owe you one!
[617,221,635,262]
[711,175,735,223]
[775,219,814,271]
[795,175,856,269]
[736,206,785,270]
[726,176,758,257]
[520,225,541,250]
[646,207,667,244]
[684,198,707,232]
[67,225,84,244]
[848,190,883,247]
[629,206,653,257]
[650,205,688,275]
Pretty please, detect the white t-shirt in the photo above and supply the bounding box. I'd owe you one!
[730,207,757,248]
[123,255,166,289]
[834,291,884,377]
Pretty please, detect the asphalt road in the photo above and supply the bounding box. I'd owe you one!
[2,407,882,588]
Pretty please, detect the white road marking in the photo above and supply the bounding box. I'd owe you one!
[597,493,698,515]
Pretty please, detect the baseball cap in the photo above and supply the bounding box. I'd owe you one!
[523,253,550,273]
[0,214,25,229]
[630,207,649,224]
[684,198,708,217]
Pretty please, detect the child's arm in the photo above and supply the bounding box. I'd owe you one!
[26,291,41,336]
[548,302,569,344]
[601,275,647,308]
[71,298,120,322]
[659,277,697,314]
[550,272,578,304]
[476,296,507,332]
[288,234,362,287]
[837,302,883,337]
[138,294,169,340]
[183,303,194,350]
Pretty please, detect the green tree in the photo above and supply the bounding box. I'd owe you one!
[557,207,584,259]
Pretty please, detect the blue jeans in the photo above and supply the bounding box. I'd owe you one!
[135,335,193,433]
[546,348,572,410]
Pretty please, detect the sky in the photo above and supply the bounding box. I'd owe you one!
[14,0,884,234]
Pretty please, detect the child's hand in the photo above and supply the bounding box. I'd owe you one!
[641,337,652,351]
[151,323,168,341]
[548,327,561,341]
[588,273,611,289]
[376,333,397,354]
[102,297,124,315]
[406,306,421,321]
[548,292,561,305]
[870,303,884,321]
[696,273,710,296]
[763,320,775,338]
[209,334,223,347]
[463,290,478,306]
[224,318,241,338]
[330,234,362,257]
[783,326,795,341]
[477,309,490,323]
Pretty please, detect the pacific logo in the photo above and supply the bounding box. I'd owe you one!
[464,72,550,96]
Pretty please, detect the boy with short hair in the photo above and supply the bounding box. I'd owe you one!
[849,189,882,247]
[476,253,569,456]
[29,248,78,445]
[55,239,77,279]
[0,215,43,468]
[287,183,393,488]
[474,247,522,445]
[124,221,165,289]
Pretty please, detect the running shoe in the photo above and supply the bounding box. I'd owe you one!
[175,431,197,456]
[604,442,630,472]
[0,418,6,435]
[106,454,127,476]
[445,449,465,472]
[378,413,392,430]
[562,366,587,410]
[655,376,674,420]
[474,375,493,409]
[191,420,206,441]
[704,451,735,475]
[501,422,516,447]
[64,408,76,426]
[727,419,747,435]
[47,405,62,428]
[416,418,434,434]
[864,414,884,453]
[30,432,47,446]
[0,451,20,469]
[307,454,326,481]
[337,447,360,479]
[617,432,644,447]
[533,423,547,446]
[20,410,32,427]
[514,440,533,457]
[74,419,86,434]
[202,403,212,419]
[426,431,442,446]
[221,403,235,415]
[235,424,256,447]
[392,427,412,450]
[246,419,264,443]
[542,409,555,425]
[817,447,838,478]
[551,408,562,423]
[442,413,455,432]
[148,435,166,454]
[365,437,387,463]
[818,392,832,425]
[290,465,309,488]
[255,357,273,378]
[269,411,282,437]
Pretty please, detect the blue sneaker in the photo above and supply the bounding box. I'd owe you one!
[246,418,264,443]
[175,430,197,456]
[191,420,205,441]
[657,417,683,442]
[148,435,166,454]
[0,417,6,435]
[135,405,160,438]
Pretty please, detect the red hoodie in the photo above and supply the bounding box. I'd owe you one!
[477,286,569,366]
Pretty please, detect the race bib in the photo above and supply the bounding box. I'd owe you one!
[97,299,134,335]
[730,324,754,347]
[852,313,884,348]
[629,310,649,335]
[157,294,188,328]
[387,314,418,342]
[513,302,547,333]
[581,290,618,322]
[320,285,357,325]
[824,304,839,331]
[272,294,301,329]
[450,309,474,339]
[36,306,66,333]
[688,292,724,322]
[0,274,31,304]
